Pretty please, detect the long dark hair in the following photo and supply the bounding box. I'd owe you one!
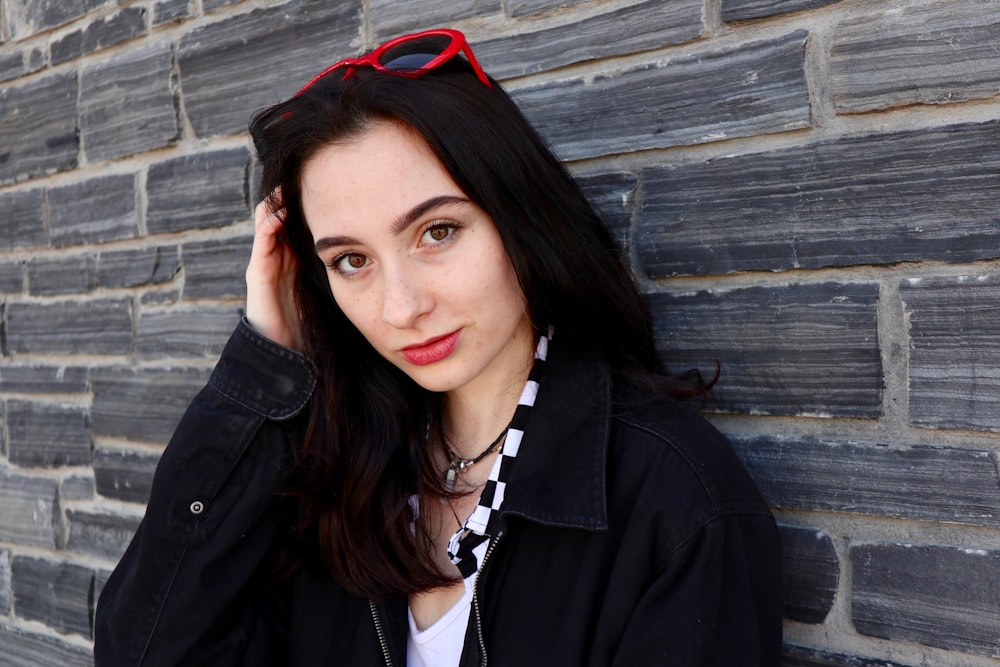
[250,57,693,600]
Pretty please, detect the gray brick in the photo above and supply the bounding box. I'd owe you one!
[250,160,263,204]
[778,525,837,624]
[80,45,178,163]
[91,366,210,444]
[0,365,89,393]
[513,30,809,161]
[903,275,1000,432]
[28,255,97,295]
[48,174,138,247]
[371,0,500,35]
[182,237,250,299]
[12,556,93,637]
[141,289,182,306]
[20,391,86,440]
[0,549,10,615]
[577,172,637,251]
[178,1,361,138]
[507,0,582,17]
[94,446,160,504]
[97,245,180,288]
[6,299,132,355]
[5,0,107,40]
[60,475,95,502]
[650,282,881,417]
[7,400,91,467]
[49,31,84,64]
[65,508,141,561]
[852,543,1000,657]
[733,436,1000,526]
[478,0,702,79]
[147,148,251,234]
[202,0,243,10]
[782,645,912,667]
[51,6,148,65]
[0,261,25,293]
[831,1,1000,114]
[0,622,94,667]
[0,72,78,185]
[0,471,58,548]
[0,188,46,250]
[94,569,111,604]
[722,0,840,22]
[153,0,190,25]
[0,51,24,83]
[637,121,1000,276]
[137,306,242,360]
[27,46,47,72]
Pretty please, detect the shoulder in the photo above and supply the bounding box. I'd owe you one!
[606,392,772,526]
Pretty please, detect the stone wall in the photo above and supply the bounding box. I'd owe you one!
[2,0,1000,664]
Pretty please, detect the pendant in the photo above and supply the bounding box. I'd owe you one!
[445,467,456,493]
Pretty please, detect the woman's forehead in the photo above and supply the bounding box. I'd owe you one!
[300,121,483,243]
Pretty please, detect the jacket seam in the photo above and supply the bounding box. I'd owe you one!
[614,415,729,506]
[660,511,776,570]
[208,373,314,421]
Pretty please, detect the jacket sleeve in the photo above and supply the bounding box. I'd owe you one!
[610,512,783,666]
[94,319,316,667]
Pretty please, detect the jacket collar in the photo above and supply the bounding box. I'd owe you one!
[500,340,611,531]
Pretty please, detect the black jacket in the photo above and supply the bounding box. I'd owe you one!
[94,320,782,666]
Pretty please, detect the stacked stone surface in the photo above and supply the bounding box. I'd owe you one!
[3,0,1000,664]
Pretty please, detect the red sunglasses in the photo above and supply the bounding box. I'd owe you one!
[296,28,492,95]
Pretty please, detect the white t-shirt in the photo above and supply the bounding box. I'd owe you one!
[406,576,475,667]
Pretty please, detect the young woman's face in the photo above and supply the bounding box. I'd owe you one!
[300,121,535,397]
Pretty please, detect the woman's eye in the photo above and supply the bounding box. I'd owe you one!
[333,252,369,274]
[423,223,456,243]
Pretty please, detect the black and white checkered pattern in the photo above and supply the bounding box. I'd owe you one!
[447,332,549,578]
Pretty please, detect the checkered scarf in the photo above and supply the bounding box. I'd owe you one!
[447,332,549,578]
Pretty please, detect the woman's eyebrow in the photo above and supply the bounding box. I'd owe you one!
[313,195,472,253]
[314,234,360,253]
[390,195,471,235]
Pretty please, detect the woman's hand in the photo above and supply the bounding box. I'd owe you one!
[245,191,303,350]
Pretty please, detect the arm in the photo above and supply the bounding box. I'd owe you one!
[95,197,314,666]
[94,320,315,666]
[610,513,783,666]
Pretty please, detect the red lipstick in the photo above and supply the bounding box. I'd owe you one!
[401,330,461,366]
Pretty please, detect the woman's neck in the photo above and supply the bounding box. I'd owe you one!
[441,380,522,460]
[440,327,535,460]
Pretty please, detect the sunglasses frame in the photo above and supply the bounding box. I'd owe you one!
[296,28,492,95]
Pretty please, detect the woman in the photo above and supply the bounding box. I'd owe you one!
[95,29,781,666]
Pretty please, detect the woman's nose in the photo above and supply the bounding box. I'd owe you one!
[379,263,433,329]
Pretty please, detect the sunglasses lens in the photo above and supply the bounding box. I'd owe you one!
[379,35,452,70]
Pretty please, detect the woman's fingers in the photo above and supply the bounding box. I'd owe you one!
[245,193,302,350]
[248,193,286,278]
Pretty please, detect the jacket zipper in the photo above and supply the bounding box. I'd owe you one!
[472,531,504,667]
[369,600,394,667]
[369,531,504,667]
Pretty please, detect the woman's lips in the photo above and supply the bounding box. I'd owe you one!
[400,330,461,366]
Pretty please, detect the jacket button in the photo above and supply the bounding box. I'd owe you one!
[189,500,205,515]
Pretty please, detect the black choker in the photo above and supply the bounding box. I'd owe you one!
[441,423,510,492]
